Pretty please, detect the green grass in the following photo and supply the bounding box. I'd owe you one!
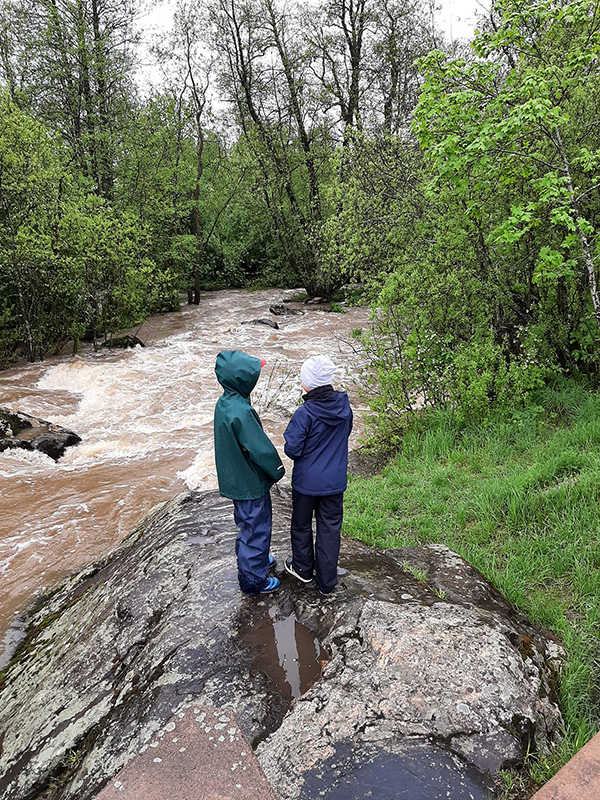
[344,383,600,785]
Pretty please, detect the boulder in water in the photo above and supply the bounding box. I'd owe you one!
[241,319,280,330]
[100,335,145,349]
[0,488,563,800]
[269,305,302,316]
[0,408,81,461]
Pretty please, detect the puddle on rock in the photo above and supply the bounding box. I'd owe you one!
[242,605,327,702]
[339,544,438,605]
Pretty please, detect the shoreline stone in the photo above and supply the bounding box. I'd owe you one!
[100,335,145,349]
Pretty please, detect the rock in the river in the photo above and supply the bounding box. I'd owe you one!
[0,408,81,461]
[269,305,302,316]
[241,318,280,329]
[100,335,144,349]
[0,489,562,800]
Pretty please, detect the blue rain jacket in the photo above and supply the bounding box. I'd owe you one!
[284,385,353,496]
[214,350,285,500]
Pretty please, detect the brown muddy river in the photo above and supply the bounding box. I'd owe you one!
[0,289,369,661]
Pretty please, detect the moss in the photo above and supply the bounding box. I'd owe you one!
[39,727,101,799]
[1,586,87,681]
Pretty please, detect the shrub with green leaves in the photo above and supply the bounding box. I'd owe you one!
[414,0,600,380]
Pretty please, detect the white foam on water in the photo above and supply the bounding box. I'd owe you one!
[177,451,218,492]
[32,338,222,465]
[0,448,56,476]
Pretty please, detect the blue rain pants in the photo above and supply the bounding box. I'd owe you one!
[233,492,272,594]
[290,489,343,594]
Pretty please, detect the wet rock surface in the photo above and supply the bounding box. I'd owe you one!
[297,740,496,800]
[0,408,81,461]
[0,488,562,800]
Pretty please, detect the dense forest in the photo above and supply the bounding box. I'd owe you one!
[1,0,599,422]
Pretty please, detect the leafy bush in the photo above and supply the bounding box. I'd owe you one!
[359,288,555,436]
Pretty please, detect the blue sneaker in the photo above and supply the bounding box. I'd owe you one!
[268,555,276,569]
[260,576,280,593]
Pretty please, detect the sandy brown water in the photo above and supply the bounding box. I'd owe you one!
[0,289,369,660]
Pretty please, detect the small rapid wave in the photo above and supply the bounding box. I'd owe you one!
[0,448,56,476]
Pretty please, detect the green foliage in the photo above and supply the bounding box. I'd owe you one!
[0,90,68,360]
[447,332,552,419]
[2,0,600,386]
[320,134,426,290]
[360,307,553,429]
[345,0,600,434]
[0,89,179,362]
[413,0,600,382]
[57,199,174,340]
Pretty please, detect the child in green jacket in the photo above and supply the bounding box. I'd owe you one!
[214,350,285,593]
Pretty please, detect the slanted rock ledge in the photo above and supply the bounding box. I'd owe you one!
[0,488,563,800]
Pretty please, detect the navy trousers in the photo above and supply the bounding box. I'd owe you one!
[290,489,343,593]
[233,492,272,594]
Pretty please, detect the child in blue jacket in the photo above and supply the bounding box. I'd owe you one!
[283,355,353,594]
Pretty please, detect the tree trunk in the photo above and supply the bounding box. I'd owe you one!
[76,0,100,188]
[91,0,114,199]
[191,141,203,305]
[555,127,600,330]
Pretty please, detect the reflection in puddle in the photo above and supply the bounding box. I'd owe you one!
[242,607,327,701]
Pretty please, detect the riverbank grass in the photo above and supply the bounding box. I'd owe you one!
[344,383,600,785]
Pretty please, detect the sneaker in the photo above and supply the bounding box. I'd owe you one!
[284,557,313,584]
[259,576,280,593]
[317,586,336,596]
[268,555,276,569]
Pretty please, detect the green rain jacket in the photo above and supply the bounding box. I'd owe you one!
[214,350,285,500]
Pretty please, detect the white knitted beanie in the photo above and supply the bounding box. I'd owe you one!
[300,355,337,389]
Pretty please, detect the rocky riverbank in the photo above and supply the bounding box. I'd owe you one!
[0,487,563,800]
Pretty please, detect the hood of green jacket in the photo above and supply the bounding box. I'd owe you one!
[215,350,261,398]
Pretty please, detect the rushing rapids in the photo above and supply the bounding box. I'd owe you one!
[0,289,369,662]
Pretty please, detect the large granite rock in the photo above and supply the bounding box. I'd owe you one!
[0,408,81,461]
[0,488,562,800]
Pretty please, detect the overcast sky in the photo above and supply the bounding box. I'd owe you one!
[140,0,489,44]
[438,0,489,40]
[134,0,490,88]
